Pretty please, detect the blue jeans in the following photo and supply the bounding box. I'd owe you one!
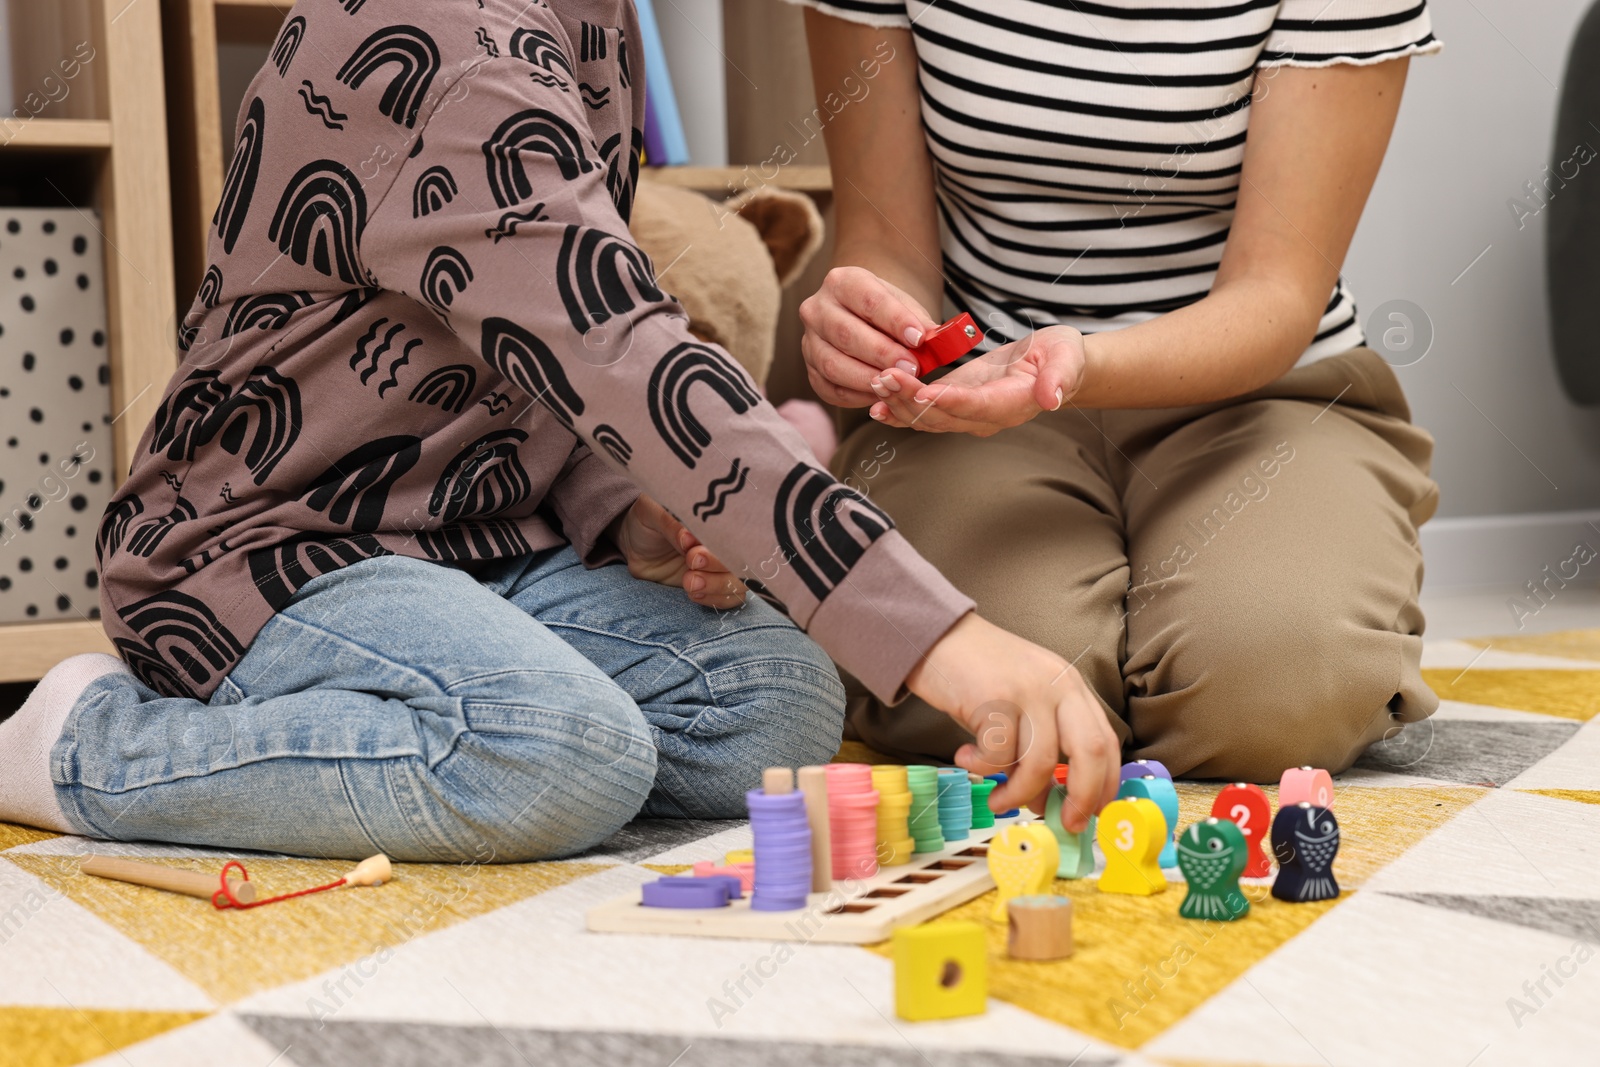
[53,549,846,862]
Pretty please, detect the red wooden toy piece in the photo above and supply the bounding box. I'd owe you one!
[1212,782,1273,878]
[911,313,981,377]
[1279,766,1335,810]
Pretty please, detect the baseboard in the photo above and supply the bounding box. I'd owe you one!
[1421,508,1600,593]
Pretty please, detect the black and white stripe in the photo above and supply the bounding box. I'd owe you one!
[790,0,1439,366]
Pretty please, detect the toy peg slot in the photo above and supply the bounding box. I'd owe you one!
[895,872,945,884]
[825,902,878,915]
[924,860,974,870]
[866,888,910,898]
[955,845,989,857]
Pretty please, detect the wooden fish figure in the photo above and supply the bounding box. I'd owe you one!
[987,823,1059,921]
[1176,817,1250,921]
[1119,759,1171,783]
[1096,798,1167,896]
[1118,775,1179,868]
[1279,766,1335,810]
[1212,782,1272,878]
[1045,784,1097,879]
[1270,803,1341,903]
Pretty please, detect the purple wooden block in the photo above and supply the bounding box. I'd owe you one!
[640,875,741,909]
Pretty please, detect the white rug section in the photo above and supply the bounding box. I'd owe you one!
[0,858,214,1012]
[1360,790,1600,899]
[9,835,292,861]
[237,863,1128,1062]
[1144,890,1600,1067]
[1508,719,1600,792]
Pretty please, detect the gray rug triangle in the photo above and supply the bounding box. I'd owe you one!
[1353,719,1580,786]
[1384,892,1600,942]
[240,1017,1124,1067]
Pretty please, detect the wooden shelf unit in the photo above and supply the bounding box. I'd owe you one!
[0,119,114,150]
[0,0,180,683]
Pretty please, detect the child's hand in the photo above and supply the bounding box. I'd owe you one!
[611,495,748,609]
[906,613,1121,830]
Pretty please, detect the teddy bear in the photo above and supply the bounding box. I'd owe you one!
[628,178,836,462]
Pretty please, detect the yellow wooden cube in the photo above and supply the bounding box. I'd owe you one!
[892,921,989,1021]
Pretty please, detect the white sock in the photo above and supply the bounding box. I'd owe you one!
[0,653,133,833]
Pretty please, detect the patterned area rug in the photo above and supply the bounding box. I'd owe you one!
[3,629,1599,1067]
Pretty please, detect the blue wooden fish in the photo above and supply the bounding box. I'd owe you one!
[1118,775,1179,868]
[1270,803,1341,903]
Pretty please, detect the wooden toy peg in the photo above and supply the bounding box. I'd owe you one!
[1007,895,1074,960]
[1176,818,1250,921]
[1095,798,1167,896]
[893,921,988,1021]
[81,855,257,904]
[1270,803,1342,903]
[762,766,795,794]
[1044,784,1096,879]
[1212,782,1273,878]
[987,823,1059,921]
[797,765,833,892]
[1279,766,1335,810]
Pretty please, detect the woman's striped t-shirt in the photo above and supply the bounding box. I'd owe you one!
[787,0,1440,366]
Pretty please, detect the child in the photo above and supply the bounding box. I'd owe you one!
[0,0,1119,861]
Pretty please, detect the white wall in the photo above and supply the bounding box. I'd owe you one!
[653,0,728,166]
[1344,0,1600,519]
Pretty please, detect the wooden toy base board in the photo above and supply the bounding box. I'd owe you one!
[585,819,1021,944]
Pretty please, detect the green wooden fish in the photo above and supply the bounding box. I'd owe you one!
[1177,817,1250,921]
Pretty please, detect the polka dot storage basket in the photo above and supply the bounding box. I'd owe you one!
[0,208,116,624]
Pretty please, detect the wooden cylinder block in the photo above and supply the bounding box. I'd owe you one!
[1007,894,1074,960]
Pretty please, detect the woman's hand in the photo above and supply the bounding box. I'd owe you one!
[869,325,1086,436]
[610,495,747,609]
[799,266,942,408]
[907,614,1122,830]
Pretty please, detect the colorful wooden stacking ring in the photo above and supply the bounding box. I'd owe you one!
[1279,766,1335,810]
[911,313,982,376]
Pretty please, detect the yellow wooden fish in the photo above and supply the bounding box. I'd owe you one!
[987,823,1060,921]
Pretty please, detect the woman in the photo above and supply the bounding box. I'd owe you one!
[0,0,1122,859]
[792,0,1441,776]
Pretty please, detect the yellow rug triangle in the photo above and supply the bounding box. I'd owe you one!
[1465,628,1600,662]
[0,823,61,852]
[1520,789,1600,807]
[10,855,611,1004]
[0,1006,206,1067]
[1421,668,1600,721]
[863,785,1486,1050]
[869,878,1340,1049]
[1174,783,1485,888]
